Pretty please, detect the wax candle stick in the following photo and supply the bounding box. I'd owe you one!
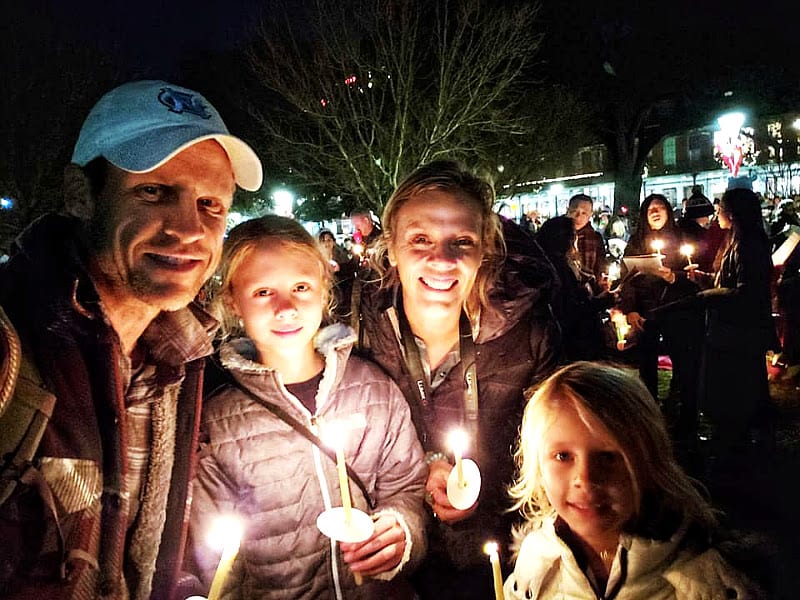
[484,542,505,600]
[448,429,468,488]
[335,444,353,523]
[207,516,243,600]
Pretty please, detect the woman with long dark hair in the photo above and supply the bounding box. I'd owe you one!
[693,187,778,466]
[619,194,701,438]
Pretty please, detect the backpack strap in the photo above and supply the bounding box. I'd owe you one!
[0,305,21,416]
[0,306,57,505]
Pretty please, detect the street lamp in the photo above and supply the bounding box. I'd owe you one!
[714,111,747,177]
[272,188,295,217]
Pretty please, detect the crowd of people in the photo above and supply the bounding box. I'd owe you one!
[0,78,793,600]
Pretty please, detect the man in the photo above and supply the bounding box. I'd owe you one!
[350,208,383,250]
[0,80,262,599]
[566,193,606,290]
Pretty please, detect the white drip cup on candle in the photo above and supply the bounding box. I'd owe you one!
[445,428,481,510]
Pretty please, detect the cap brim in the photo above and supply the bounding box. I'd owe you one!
[106,132,263,191]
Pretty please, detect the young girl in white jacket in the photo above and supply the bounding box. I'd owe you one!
[188,215,427,599]
[504,362,761,599]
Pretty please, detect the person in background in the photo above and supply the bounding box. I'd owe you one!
[0,80,262,599]
[505,362,761,599]
[357,160,559,599]
[690,188,778,472]
[566,193,607,293]
[536,216,608,361]
[189,215,427,599]
[769,199,800,253]
[619,194,702,442]
[350,208,383,253]
[318,229,358,320]
[677,188,722,273]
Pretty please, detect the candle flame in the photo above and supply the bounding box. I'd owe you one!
[448,428,468,455]
[680,244,694,257]
[207,515,243,552]
[650,239,665,253]
[320,415,366,449]
[484,541,499,556]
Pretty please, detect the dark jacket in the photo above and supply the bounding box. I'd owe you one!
[0,215,207,600]
[705,237,776,351]
[575,222,606,290]
[677,218,717,273]
[620,225,697,318]
[356,224,559,574]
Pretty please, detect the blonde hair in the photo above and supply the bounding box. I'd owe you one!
[371,160,505,319]
[207,215,334,339]
[509,362,717,536]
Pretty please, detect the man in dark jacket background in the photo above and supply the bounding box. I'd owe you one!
[0,80,262,599]
[567,193,607,292]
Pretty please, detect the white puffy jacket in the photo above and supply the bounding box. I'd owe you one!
[505,517,759,600]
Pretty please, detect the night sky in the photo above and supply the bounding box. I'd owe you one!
[8,0,800,86]
[24,0,264,79]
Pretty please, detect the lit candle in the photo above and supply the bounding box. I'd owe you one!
[323,423,353,523]
[448,429,468,488]
[610,309,630,351]
[484,542,505,600]
[207,515,243,600]
[650,239,665,268]
[607,262,621,284]
[680,243,695,267]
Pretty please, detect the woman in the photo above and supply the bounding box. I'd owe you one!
[317,229,359,320]
[536,216,608,361]
[692,188,777,467]
[356,160,559,599]
[619,194,702,440]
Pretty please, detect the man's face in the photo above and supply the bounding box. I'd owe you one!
[351,213,374,236]
[567,200,593,230]
[88,140,235,313]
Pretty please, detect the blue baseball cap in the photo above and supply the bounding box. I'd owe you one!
[71,80,263,191]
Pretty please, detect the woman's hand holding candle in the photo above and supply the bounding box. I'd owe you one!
[424,460,477,523]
